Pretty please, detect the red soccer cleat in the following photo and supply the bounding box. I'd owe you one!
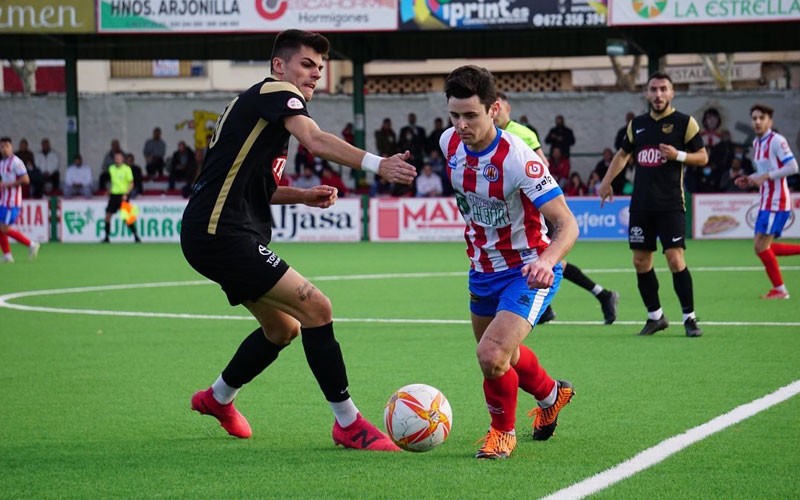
[333,413,401,451]
[761,289,790,300]
[191,388,252,439]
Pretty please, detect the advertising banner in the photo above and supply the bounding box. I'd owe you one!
[98,0,398,33]
[0,0,95,33]
[609,0,800,26]
[60,197,361,243]
[10,199,49,243]
[693,193,800,239]
[566,197,631,240]
[369,197,464,242]
[399,0,606,29]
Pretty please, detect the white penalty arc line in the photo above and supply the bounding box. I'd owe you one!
[542,379,800,500]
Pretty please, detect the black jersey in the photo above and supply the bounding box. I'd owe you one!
[182,78,310,242]
[621,108,704,212]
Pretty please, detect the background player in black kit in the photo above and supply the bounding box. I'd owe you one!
[598,72,708,337]
[181,30,416,450]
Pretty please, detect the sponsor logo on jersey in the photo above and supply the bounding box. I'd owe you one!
[662,123,674,134]
[272,156,286,181]
[636,128,646,134]
[525,160,545,178]
[287,97,304,110]
[629,225,644,243]
[483,164,499,182]
[637,146,665,167]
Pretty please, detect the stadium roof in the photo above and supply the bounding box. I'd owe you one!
[2,23,798,61]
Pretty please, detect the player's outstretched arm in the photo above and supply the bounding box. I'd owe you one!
[272,185,338,208]
[285,114,417,185]
[521,195,578,290]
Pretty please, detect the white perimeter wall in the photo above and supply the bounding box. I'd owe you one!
[2,90,798,181]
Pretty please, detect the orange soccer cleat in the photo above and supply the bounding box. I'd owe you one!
[530,380,574,441]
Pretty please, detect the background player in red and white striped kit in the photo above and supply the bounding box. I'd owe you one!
[440,66,578,459]
[735,104,800,299]
[0,137,40,263]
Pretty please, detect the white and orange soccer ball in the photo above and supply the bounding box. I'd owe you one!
[383,383,452,452]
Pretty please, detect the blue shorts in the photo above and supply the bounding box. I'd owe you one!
[755,210,791,237]
[0,206,20,225]
[468,263,563,326]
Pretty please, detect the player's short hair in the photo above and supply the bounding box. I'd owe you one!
[647,71,673,85]
[271,29,330,72]
[444,65,497,111]
[750,103,774,117]
[496,91,509,101]
[0,137,11,144]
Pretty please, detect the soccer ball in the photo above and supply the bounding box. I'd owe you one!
[384,383,452,452]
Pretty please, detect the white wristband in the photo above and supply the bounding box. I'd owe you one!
[361,152,382,173]
[676,150,687,162]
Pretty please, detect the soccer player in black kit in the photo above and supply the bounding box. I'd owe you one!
[598,72,708,337]
[181,30,416,450]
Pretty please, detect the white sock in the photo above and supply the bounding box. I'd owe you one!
[776,284,788,293]
[682,311,696,322]
[211,375,239,405]
[330,398,359,427]
[538,382,558,408]
[591,285,604,296]
[647,308,663,321]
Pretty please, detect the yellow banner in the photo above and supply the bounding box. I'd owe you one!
[0,0,95,33]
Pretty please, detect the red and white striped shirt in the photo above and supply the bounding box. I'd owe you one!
[0,154,27,208]
[440,127,563,273]
[752,130,795,212]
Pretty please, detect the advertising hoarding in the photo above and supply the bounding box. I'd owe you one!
[609,0,800,26]
[693,193,800,239]
[98,0,398,33]
[0,0,95,33]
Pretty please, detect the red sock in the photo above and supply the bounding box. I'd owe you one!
[483,368,519,432]
[6,229,31,246]
[771,242,800,256]
[757,248,783,288]
[0,233,9,254]
[513,345,556,401]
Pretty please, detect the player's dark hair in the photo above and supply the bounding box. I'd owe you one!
[497,91,508,101]
[0,137,11,144]
[271,29,330,72]
[445,65,497,111]
[750,103,774,117]
[647,71,673,85]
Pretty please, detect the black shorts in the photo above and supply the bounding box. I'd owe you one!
[106,194,124,214]
[180,230,290,306]
[628,210,687,252]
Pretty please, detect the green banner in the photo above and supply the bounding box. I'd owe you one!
[0,0,95,33]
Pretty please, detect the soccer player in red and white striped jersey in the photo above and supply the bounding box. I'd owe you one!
[735,104,800,299]
[0,137,40,263]
[440,66,578,459]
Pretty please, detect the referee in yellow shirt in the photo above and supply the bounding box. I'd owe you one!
[103,151,141,243]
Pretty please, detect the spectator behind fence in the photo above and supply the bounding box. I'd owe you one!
[563,172,586,197]
[549,146,571,187]
[375,118,397,157]
[415,162,443,198]
[63,154,93,198]
[168,141,197,191]
[426,117,445,156]
[34,138,60,194]
[545,115,575,158]
[594,147,626,195]
[294,164,321,189]
[16,139,39,198]
[125,153,144,197]
[399,113,426,167]
[320,165,348,196]
[143,127,167,177]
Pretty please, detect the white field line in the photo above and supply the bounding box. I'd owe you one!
[0,268,799,326]
[542,379,800,500]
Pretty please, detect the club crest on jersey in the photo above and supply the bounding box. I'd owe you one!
[287,97,304,110]
[272,156,286,181]
[483,164,499,182]
[525,160,545,178]
[447,155,458,169]
[662,123,674,134]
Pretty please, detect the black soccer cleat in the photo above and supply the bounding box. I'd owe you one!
[684,318,703,337]
[536,306,556,325]
[599,290,619,325]
[638,315,669,336]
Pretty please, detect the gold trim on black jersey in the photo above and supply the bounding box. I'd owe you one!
[207,118,268,234]
[259,80,305,99]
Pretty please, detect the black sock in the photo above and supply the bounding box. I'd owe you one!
[302,322,350,403]
[127,222,140,240]
[637,268,661,313]
[221,328,286,388]
[672,267,695,314]
[563,262,597,292]
[104,220,110,239]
